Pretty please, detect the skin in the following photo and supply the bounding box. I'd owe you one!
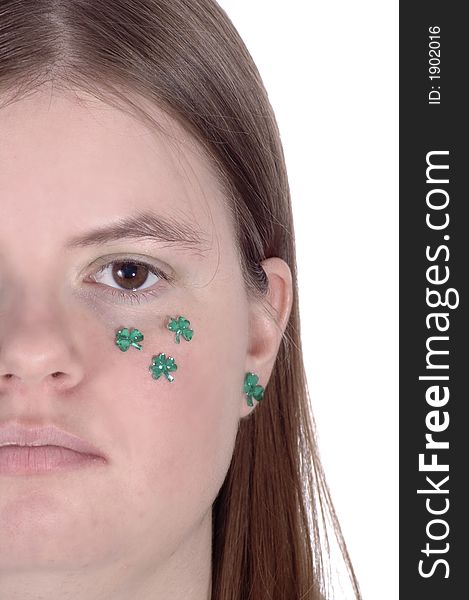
[0,87,293,599]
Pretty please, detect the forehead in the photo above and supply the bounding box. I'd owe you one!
[0,88,233,257]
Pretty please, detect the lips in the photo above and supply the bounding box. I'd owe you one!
[0,421,107,460]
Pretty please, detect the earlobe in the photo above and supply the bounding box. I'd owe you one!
[241,257,293,414]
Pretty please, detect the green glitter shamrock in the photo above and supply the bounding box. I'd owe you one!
[167,316,193,344]
[243,372,265,407]
[149,353,178,382]
[115,328,144,352]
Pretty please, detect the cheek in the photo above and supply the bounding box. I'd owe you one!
[111,306,247,523]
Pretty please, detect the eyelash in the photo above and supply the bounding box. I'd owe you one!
[90,259,172,305]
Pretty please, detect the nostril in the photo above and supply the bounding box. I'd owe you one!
[2,373,65,381]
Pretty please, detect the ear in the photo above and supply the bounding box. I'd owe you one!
[240,257,294,417]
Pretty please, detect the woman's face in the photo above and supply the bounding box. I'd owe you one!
[0,88,292,596]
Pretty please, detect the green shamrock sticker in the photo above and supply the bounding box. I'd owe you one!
[149,353,178,382]
[115,328,144,352]
[167,316,193,344]
[243,372,265,407]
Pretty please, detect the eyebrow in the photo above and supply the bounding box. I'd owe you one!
[65,209,211,255]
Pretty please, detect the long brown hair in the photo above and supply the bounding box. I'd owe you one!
[0,1,362,598]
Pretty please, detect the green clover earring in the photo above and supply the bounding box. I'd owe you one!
[167,316,193,344]
[149,353,178,382]
[244,372,265,407]
[115,327,144,351]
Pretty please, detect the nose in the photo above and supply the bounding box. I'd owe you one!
[0,309,85,391]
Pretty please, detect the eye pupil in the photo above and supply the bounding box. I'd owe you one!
[113,262,149,290]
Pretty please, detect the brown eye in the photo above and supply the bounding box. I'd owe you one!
[91,260,163,292]
[111,261,154,290]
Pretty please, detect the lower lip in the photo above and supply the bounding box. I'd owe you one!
[0,445,106,475]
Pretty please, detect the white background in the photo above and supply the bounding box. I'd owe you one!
[217,2,398,599]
